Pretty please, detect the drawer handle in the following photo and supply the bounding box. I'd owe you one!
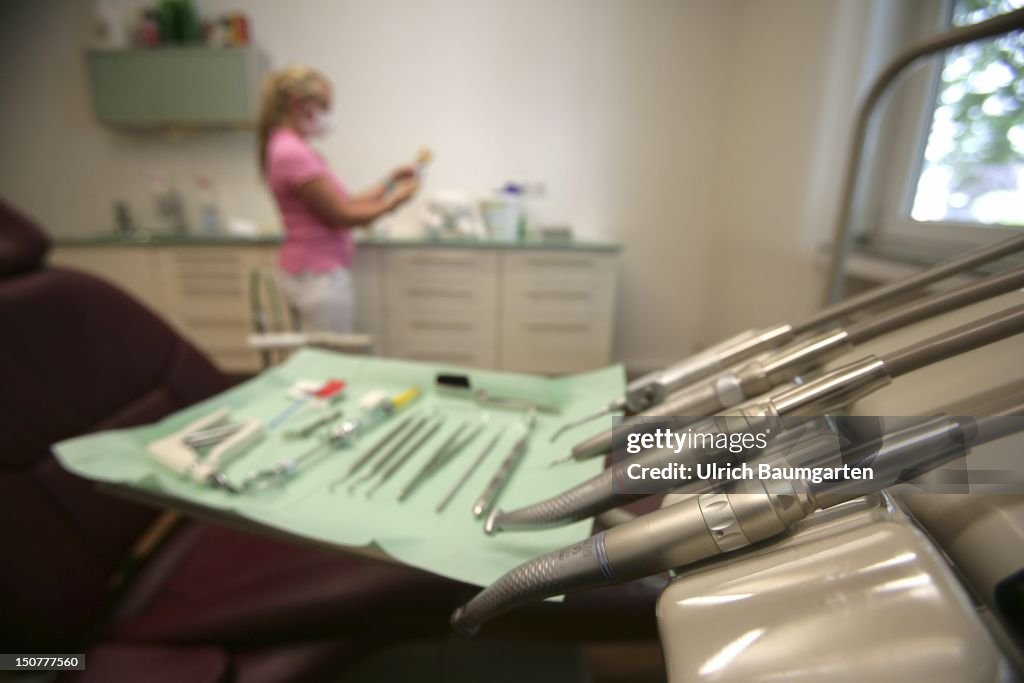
[406,288,473,299]
[408,257,477,267]
[174,273,240,282]
[410,321,474,332]
[171,251,242,260]
[525,290,590,301]
[180,286,243,297]
[525,322,589,333]
[407,351,476,362]
[183,316,247,328]
[524,258,593,269]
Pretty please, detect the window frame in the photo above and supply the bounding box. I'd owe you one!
[861,0,1023,256]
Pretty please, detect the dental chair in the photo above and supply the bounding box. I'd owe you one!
[0,199,463,682]
[0,198,661,681]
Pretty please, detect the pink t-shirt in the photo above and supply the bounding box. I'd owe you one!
[266,127,355,273]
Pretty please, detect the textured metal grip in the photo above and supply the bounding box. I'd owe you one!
[485,468,622,533]
[451,534,611,636]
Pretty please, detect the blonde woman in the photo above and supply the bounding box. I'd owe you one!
[259,64,418,333]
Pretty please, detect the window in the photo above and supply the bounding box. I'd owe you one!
[858,0,1024,258]
[910,0,1024,227]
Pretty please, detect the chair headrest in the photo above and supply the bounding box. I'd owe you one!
[0,199,50,277]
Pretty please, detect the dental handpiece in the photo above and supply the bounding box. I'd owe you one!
[486,304,1024,534]
[549,233,1024,442]
[451,410,1023,636]
[566,265,1024,462]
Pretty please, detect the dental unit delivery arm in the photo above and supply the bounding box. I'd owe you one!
[552,234,1024,441]
[454,408,1024,635]
[487,305,1024,534]
[569,265,1024,461]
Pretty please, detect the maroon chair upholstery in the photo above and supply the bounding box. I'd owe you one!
[0,200,230,649]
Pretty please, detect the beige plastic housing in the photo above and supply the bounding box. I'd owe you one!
[657,494,1012,682]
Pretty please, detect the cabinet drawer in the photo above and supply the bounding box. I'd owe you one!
[387,310,497,368]
[503,252,616,292]
[499,317,612,374]
[385,283,497,318]
[384,249,497,319]
[386,249,496,284]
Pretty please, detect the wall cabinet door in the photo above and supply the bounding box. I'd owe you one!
[86,48,258,127]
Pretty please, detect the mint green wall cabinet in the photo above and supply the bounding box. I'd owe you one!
[86,48,259,127]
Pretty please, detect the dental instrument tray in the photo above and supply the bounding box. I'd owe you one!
[52,348,625,589]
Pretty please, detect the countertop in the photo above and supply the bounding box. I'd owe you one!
[53,231,622,252]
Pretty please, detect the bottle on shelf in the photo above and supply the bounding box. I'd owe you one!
[195,176,224,234]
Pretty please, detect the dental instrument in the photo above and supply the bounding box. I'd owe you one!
[487,304,1024,534]
[284,408,344,440]
[472,413,537,519]
[436,373,560,414]
[242,386,420,491]
[267,379,345,431]
[398,422,484,502]
[548,233,1024,443]
[451,406,1024,635]
[148,407,264,493]
[347,416,430,493]
[329,413,417,489]
[564,264,1024,463]
[366,416,445,497]
[184,421,246,449]
[436,429,506,514]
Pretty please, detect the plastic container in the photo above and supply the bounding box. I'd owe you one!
[481,199,521,241]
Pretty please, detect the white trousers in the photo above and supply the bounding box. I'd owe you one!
[277,267,355,334]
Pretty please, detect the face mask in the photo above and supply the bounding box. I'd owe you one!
[302,108,335,137]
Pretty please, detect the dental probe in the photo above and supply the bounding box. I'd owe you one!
[451,408,1024,635]
[398,422,484,502]
[366,417,445,497]
[565,264,1024,462]
[548,233,1024,442]
[487,304,1024,534]
[436,429,505,514]
[327,413,416,491]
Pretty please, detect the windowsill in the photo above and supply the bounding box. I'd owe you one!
[818,233,1024,290]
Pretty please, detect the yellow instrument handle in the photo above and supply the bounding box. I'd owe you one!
[391,386,421,409]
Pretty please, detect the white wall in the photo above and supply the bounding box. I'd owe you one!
[0,0,888,373]
[701,0,874,345]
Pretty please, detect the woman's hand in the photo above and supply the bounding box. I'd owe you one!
[389,165,418,183]
[388,178,420,209]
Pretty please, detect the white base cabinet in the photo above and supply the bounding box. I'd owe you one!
[52,242,619,375]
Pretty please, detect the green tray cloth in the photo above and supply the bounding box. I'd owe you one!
[54,349,624,588]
